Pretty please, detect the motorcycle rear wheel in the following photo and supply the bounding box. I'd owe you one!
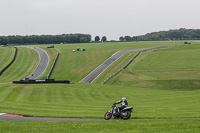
[104,111,112,120]
[121,111,131,120]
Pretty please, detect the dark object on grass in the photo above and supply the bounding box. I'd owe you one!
[47,45,54,48]
[184,42,191,45]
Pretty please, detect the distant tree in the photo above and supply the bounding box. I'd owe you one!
[95,36,100,42]
[132,36,137,41]
[85,34,92,42]
[101,36,107,42]
[0,36,8,45]
[80,37,88,43]
[124,36,132,41]
[119,36,124,41]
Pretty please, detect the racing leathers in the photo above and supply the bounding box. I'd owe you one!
[113,99,128,112]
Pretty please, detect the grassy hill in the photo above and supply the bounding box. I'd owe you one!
[134,45,200,79]
[104,43,200,90]
[41,41,184,83]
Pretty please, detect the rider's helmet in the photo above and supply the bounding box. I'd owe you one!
[122,97,126,101]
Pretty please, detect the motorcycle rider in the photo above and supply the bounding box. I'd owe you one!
[113,97,128,113]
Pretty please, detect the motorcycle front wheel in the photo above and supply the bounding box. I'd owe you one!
[121,111,131,120]
[104,111,112,120]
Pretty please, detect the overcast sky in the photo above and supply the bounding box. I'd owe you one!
[0,0,200,40]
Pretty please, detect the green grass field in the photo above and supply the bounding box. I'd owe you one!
[0,83,200,119]
[0,47,15,72]
[0,47,39,83]
[1,119,200,133]
[134,45,200,80]
[0,41,200,133]
[0,46,12,67]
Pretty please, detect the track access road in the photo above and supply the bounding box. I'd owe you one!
[80,48,147,83]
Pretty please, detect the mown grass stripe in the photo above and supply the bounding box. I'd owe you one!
[0,86,15,102]
[0,47,12,70]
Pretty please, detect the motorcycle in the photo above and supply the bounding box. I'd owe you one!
[104,105,133,120]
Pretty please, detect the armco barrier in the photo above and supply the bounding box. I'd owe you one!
[47,53,59,79]
[13,79,70,84]
[102,45,182,84]
[0,47,18,76]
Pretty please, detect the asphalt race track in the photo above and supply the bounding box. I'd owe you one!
[25,46,49,79]
[0,115,102,121]
[80,48,147,83]
[1,115,199,121]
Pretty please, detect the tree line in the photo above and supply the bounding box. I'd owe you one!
[119,36,143,41]
[139,28,200,41]
[119,28,200,41]
[0,34,91,45]
[1,28,199,45]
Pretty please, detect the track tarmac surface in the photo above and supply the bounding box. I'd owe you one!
[25,46,49,79]
[80,48,147,83]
